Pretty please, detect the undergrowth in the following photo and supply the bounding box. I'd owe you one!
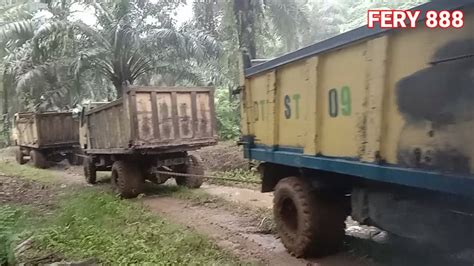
[207,169,261,189]
[36,190,236,264]
[0,205,34,265]
[1,189,237,265]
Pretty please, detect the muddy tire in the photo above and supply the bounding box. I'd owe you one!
[16,148,26,165]
[175,155,204,189]
[83,157,97,184]
[30,150,47,169]
[111,161,144,198]
[273,176,346,258]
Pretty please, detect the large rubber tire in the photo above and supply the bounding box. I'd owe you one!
[111,161,144,198]
[273,176,346,258]
[175,155,204,189]
[83,157,97,184]
[16,148,26,165]
[30,150,47,169]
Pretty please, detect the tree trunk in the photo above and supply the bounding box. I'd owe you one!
[233,0,257,59]
[2,72,11,146]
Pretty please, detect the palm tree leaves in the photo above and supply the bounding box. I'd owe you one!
[0,20,35,44]
[1,0,221,112]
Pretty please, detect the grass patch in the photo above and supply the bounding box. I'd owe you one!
[207,169,261,189]
[0,205,43,265]
[36,190,237,264]
[0,160,58,182]
[0,205,26,265]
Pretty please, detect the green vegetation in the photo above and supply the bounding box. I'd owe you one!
[0,205,31,265]
[39,190,236,264]
[0,160,58,182]
[1,189,238,265]
[207,169,260,189]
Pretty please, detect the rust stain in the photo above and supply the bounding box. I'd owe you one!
[199,103,208,134]
[180,103,191,137]
[141,116,152,139]
[160,102,172,139]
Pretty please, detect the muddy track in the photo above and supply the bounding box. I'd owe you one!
[142,196,371,266]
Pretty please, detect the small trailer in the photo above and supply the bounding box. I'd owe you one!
[14,112,80,168]
[81,86,217,198]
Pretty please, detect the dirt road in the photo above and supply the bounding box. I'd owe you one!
[143,196,371,266]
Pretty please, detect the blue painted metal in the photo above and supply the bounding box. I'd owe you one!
[245,0,474,77]
[245,144,474,198]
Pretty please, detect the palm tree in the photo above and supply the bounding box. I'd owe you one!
[232,0,310,59]
[1,0,219,106]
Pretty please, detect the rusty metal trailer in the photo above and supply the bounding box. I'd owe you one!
[239,0,474,258]
[14,112,80,168]
[82,86,217,198]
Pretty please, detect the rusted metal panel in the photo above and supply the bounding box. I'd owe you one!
[196,92,213,138]
[171,92,181,140]
[150,92,160,139]
[85,86,217,153]
[15,112,79,149]
[191,92,198,137]
[156,92,175,141]
[176,93,193,139]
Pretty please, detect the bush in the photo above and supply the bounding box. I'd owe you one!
[215,88,240,140]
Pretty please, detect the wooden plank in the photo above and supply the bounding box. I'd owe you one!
[176,93,193,139]
[171,92,180,140]
[136,93,154,141]
[362,36,389,162]
[128,90,138,142]
[266,71,278,146]
[34,115,41,146]
[156,93,174,140]
[191,92,198,138]
[85,99,122,115]
[208,88,217,137]
[86,148,134,154]
[126,86,212,93]
[150,91,160,139]
[304,57,319,155]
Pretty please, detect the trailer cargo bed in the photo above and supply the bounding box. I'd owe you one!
[14,111,80,168]
[15,112,79,149]
[84,86,217,153]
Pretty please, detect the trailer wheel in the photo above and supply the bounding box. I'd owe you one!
[273,176,346,258]
[111,161,144,198]
[83,157,97,184]
[175,155,204,189]
[16,148,26,165]
[30,150,47,169]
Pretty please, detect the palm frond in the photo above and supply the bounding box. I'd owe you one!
[15,63,51,94]
[0,20,34,43]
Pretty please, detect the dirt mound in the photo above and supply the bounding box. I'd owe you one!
[194,141,249,171]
